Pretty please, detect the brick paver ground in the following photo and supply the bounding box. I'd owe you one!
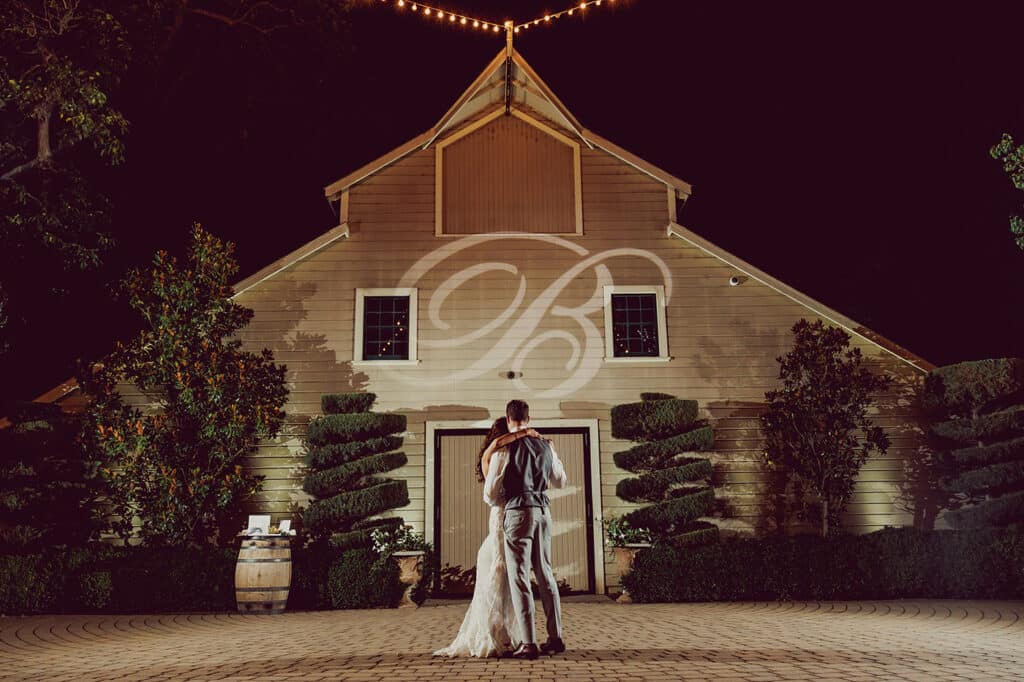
[1,598,1021,681]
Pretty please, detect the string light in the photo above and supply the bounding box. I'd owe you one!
[374,0,622,35]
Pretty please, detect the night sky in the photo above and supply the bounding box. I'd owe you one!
[6,0,1024,400]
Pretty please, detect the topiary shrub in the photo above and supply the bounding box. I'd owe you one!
[922,358,1024,529]
[327,548,405,609]
[611,393,718,547]
[302,393,409,550]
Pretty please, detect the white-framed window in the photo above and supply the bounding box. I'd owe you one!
[353,288,419,365]
[603,285,670,362]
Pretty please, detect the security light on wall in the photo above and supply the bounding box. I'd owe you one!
[729,276,741,286]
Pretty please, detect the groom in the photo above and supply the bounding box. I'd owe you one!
[501,399,568,660]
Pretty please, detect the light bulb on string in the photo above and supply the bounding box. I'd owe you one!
[378,0,628,36]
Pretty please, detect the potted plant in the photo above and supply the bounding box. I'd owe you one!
[603,515,653,603]
[371,525,431,608]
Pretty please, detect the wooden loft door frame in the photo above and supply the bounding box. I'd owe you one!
[432,108,584,237]
[424,418,604,594]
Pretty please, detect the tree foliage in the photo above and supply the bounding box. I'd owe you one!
[0,1,130,355]
[0,401,103,548]
[761,319,892,537]
[990,133,1024,251]
[80,225,288,546]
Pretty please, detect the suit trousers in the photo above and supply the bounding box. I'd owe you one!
[502,505,563,645]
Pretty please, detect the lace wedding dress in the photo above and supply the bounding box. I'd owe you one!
[433,451,521,658]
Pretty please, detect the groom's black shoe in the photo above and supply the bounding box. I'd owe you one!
[540,638,566,655]
[508,643,540,660]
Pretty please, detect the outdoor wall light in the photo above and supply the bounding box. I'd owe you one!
[729,276,741,286]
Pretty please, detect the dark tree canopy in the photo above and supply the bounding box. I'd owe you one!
[761,319,892,537]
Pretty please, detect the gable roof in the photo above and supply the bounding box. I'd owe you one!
[323,48,693,201]
[16,48,934,416]
[262,48,934,374]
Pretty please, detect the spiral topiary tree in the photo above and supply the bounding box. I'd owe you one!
[302,392,409,549]
[611,393,718,546]
[922,358,1024,528]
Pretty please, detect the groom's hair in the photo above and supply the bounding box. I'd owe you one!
[506,399,529,423]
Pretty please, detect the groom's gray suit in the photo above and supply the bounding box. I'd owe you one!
[502,433,567,646]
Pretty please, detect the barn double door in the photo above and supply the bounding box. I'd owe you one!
[434,428,595,595]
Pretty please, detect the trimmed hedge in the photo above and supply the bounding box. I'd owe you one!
[1,543,408,615]
[0,545,235,615]
[289,544,405,610]
[613,428,715,473]
[322,393,376,415]
[303,480,410,532]
[932,405,1024,443]
[327,548,405,609]
[621,527,1024,602]
[306,413,406,446]
[305,436,403,470]
[611,399,699,441]
[303,452,409,498]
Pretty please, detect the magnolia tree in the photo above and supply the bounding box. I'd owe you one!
[81,225,288,546]
[761,319,892,537]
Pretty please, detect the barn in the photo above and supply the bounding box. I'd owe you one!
[156,49,932,594]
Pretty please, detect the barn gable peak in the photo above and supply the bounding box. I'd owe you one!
[324,49,693,201]
[425,48,588,149]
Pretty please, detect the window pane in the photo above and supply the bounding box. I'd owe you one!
[363,296,411,360]
[610,293,660,357]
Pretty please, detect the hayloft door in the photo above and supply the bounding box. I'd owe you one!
[435,428,594,595]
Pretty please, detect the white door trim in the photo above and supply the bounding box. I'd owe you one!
[425,418,605,593]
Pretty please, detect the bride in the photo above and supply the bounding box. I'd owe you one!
[433,417,543,658]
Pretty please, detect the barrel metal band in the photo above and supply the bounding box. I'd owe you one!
[236,558,292,563]
[235,586,290,592]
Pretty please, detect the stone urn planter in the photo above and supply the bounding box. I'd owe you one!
[392,550,426,608]
[612,543,651,604]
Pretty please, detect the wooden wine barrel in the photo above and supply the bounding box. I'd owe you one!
[235,536,291,615]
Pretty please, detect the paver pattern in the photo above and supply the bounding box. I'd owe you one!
[1,599,1021,681]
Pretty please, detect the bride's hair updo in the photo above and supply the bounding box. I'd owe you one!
[475,417,509,483]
